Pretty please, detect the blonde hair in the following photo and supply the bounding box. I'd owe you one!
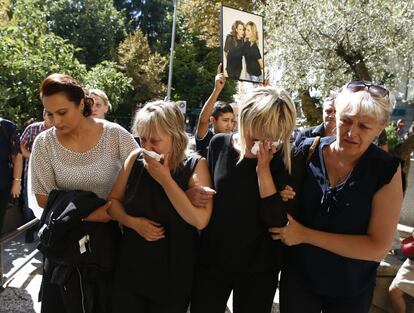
[335,85,392,125]
[132,100,188,171]
[246,21,259,46]
[89,88,112,110]
[238,86,297,172]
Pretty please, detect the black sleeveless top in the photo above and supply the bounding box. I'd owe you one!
[114,153,201,300]
[288,136,401,297]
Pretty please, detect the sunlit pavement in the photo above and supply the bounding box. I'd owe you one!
[0,234,42,313]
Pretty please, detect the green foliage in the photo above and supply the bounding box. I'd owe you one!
[114,0,173,53]
[171,33,237,107]
[181,0,264,48]
[117,29,167,104]
[385,123,399,152]
[46,0,127,67]
[0,0,87,127]
[84,61,132,112]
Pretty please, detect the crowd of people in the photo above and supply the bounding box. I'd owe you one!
[0,69,412,313]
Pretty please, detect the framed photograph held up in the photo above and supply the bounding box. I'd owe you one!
[221,5,264,83]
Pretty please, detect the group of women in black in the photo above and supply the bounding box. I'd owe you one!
[32,73,403,313]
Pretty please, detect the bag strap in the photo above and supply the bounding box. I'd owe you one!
[306,136,321,164]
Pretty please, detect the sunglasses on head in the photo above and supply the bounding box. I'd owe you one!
[347,80,389,98]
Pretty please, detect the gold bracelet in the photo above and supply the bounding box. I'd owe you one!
[13,178,22,181]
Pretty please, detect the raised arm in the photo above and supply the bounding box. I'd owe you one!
[272,165,403,262]
[196,64,226,139]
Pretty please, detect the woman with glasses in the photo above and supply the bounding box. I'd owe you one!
[270,81,403,313]
[190,87,296,313]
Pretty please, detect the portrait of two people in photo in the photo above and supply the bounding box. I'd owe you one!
[221,6,264,83]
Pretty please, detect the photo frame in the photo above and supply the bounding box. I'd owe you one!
[221,5,264,83]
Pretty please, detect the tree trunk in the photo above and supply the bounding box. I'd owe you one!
[335,43,371,81]
[392,132,414,188]
[299,89,322,126]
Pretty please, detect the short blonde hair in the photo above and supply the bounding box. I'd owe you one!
[132,100,188,171]
[335,85,392,125]
[238,86,297,172]
[89,88,112,110]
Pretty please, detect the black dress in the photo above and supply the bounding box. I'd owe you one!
[224,34,244,79]
[190,133,293,313]
[198,133,291,272]
[113,153,201,312]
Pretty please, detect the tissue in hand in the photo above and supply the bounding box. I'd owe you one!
[141,148,162,161]
[251,141,261,155]
[251,140,280,155]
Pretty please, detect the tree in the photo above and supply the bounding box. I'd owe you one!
[263,1,414,95]
[171,33,236,107]
[0,0,87,126]
[84,61,132,112]
[180,0,265,47]
[263,0,414,183]
[116,29,167,104]
[114,0,173,53]
[0,0,132,128]
[46,0,127,67]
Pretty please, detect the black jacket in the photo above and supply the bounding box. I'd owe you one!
[38,190,120,313]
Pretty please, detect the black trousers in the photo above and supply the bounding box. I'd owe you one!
[279,267,374,313]
[0,187,10,234]
[190,266,279,313]
[112,284,189,313]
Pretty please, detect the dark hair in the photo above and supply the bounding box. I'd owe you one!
[39,73,92,117]
[211,101,234,120]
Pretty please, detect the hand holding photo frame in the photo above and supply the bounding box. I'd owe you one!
[221,5,264,83]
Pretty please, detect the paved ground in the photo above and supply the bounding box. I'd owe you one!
[0,234,42,313]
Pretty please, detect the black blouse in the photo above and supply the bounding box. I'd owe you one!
[198,133,292,273]
[243,42,262,76]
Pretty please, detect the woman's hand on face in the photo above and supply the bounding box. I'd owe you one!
[269,214,307,246]
[256,141,276,169]
[144,153,171,186]
[131,217,165,241]
[280,185,296,202]
[10,180,21,198]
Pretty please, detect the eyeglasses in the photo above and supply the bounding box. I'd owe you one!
[347,80,389,98]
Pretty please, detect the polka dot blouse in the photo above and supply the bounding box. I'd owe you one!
[30,120,139,200]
